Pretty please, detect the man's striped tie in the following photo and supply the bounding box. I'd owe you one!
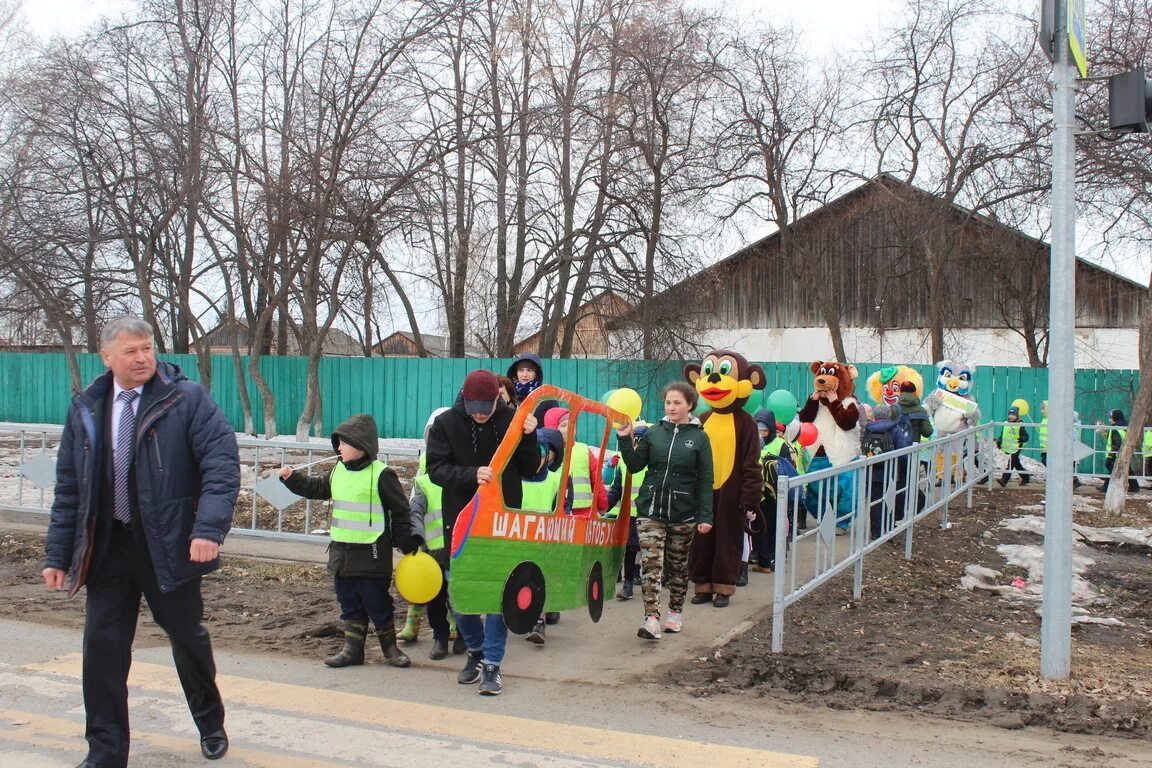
[113,390,139,524]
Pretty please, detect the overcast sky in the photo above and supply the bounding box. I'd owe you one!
[21,0,131,39]
[22,0,883,50]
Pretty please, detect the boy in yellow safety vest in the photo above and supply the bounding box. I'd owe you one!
[996,406,1031,487]
[1098,408,1139,493]
[279,413,418,669]
[604,422,650,600]
[543,407,609,515]
[1143,426,1152,490]
[404,407,467,659]
[520,427,567,645]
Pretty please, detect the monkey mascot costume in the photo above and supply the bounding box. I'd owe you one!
[685,350,766,607]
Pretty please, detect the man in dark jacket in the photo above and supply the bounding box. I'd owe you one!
[43,316,240,768]
[426,369,539,696]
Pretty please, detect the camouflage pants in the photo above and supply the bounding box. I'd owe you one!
[636,518,696,620]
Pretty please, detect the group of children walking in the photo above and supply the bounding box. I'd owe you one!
[276,352,1151,700]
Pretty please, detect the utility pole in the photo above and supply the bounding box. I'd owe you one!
[1040,0,1080,680]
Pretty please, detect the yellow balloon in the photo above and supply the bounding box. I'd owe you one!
[1011,398,1030,417]
[394,552,443,605]
[606,387,643,421]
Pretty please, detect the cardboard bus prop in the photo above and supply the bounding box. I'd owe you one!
[449,385,633,633]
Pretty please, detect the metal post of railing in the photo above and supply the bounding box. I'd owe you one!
[252,443,261,530]
[852,466,866,599]
[940,437,952,530]
[965,432,975,508]
[17,430,26,508]
[771,475,790,653]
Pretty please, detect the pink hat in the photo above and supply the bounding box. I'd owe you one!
[543,407,569,430]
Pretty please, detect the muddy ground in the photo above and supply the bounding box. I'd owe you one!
[3,486,1150,737]
[672,486,1152,737]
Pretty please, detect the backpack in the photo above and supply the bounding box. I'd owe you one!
[891,405,913,450]
[861,425,895,458]
[762,455,780,506]
[906,409,930,440]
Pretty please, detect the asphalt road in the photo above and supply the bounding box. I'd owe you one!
[3,616,1152,768]
[4,510,1152,768]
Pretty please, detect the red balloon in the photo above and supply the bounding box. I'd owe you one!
[797,422,818,446]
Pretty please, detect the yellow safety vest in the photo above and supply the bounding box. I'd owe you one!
[1038,417,1048,450]
[761,437,786,460]
[1109,427,1127,458]
[569,441,594,511]
[791,440,809,473]
[414,454,444,550]
[1000,424,1023,454]
[606,457,647,519]
[329,460,388,544]
[1143,428,1152,455]
[521,471,563,513]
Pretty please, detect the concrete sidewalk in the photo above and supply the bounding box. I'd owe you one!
[2,508,778,687]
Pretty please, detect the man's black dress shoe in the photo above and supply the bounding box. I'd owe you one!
[200,729,229,760]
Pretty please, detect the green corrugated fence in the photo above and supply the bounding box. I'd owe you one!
[0,352,1140,443]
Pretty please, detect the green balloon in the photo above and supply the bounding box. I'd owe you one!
[767,389,798,423]
[741,389,762,414]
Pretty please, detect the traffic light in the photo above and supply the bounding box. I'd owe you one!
[1108,68,1152,133]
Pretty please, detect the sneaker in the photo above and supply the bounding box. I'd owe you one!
[478,663,503,695]
[996,477,1009,488]
[544,612,560,625]
[615,581,634,600]
[637,615,661,640]
[663,611,683,633]
[457,651,483,685]
[525,619,546,645]
[452,634,467,655]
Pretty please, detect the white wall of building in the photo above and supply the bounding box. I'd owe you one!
[699,327,1138,368]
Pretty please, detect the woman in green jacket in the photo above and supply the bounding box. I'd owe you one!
[616,382,714,641]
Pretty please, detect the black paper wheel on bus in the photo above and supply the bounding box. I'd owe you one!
[502,562,546,634]
[586,560,604,622]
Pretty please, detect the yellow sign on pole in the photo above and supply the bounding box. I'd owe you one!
[1068,0,1087,77]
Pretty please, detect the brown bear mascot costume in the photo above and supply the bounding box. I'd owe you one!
[685,350,766,607]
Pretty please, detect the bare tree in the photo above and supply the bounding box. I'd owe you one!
[711,23,850,360]
[863,0,1048,362]
[1079,0,1152,513]
[605,2,723,359]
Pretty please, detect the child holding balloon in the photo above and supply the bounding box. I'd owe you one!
[279,413,420,669]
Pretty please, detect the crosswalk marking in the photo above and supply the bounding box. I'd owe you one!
[0,708,341,768]
[24,655,819,768]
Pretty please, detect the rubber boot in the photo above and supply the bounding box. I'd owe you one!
[448,611,466,654]
[324,620,368,667]
[398,604,424,643]
[377,625,411,668]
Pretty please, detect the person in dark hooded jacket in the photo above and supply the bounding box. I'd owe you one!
[426,369,539,696]
[1099,408,1139,493]
[507,352,544,403]
[43,316,239,767]
[280,413,416,669]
